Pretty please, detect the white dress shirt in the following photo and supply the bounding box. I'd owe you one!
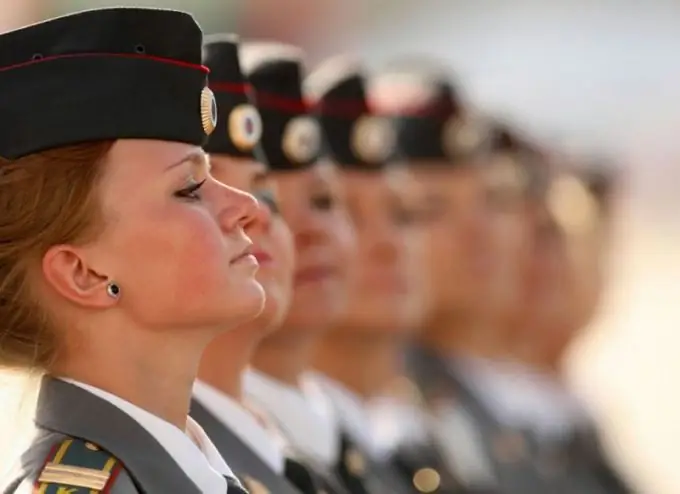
[61,378,232,494]
[309,373,381,459]
[192,380,285,474]
[368,394,431,459]
[243,368,339,467]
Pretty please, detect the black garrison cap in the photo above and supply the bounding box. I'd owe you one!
[0,7,217,160]
[370,66,489,164]
[203,34,263,159]
[240,41,321,171]
[306,56,397,171]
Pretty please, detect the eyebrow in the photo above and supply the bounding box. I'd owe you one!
[165,150,210,171]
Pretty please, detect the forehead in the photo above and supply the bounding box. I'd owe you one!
[309,160,340,185]
[105,139,207,178]
[210,155,265,174]
[344,169,414,202]
[214,164,266,192]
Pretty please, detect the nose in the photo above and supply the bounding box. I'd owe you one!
[216,183,266,233]
[247,196,274,236]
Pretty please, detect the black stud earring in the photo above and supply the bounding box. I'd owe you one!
[106,282,120,298]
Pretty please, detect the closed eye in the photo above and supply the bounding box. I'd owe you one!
[174,179,206,201]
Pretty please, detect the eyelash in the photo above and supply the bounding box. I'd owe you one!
[174,179,206,201]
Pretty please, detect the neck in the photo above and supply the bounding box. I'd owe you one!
[250,332,319,388]
[313,329,404,398]
[422,311,511,361]
[54,320,214,430]
[510,330,566,375]
[198,325,262,401]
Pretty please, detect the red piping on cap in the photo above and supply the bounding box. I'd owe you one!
[210,81,250,94]
[310,97,368,118]
[0,52,209,73]
[253,91,307,113]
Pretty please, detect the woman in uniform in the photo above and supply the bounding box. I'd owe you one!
[378,72,551,493]
[0,8,265,494]
[190,35,304,494]
[307,57,426,494]
[366,64,508,494]
[237,43,355,492]
[508,156,630,494]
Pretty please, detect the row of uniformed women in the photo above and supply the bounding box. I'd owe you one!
[0,6,623,494]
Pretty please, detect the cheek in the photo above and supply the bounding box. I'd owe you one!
[331,217,356,268]
[115,208,228,295]
[494,224,525,264]
[405,235,424,280]
[264,223,295,290]
[428,225,461,276]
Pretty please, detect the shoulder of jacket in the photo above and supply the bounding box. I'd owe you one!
[32,437,125,493]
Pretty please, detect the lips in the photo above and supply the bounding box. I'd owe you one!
[231,242,255,264]
[295,265,336,284]
[252,249,273,264]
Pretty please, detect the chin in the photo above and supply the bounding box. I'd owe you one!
[223,280,266,330]
[255,294,291,334]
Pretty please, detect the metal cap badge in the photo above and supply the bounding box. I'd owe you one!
[442,116,487,159]
[351,115,396,164]
[228,104,262,152]
[282,116,321,164]
[547,173,599,236]
[201,86,218,136]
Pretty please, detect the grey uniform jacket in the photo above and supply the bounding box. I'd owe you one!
[334,430,415,494]
[2,377,238,494]
[407,346,631,494]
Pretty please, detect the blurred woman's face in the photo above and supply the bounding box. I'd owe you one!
[210,155,295,331]
[338,168,425,334]
[272,163,355,334]
[411,165,495,322]
[80,140,267,333]
[510,202,575,361]
[480,163,533,323]
[518,179,612,358]
[562,204,611,335]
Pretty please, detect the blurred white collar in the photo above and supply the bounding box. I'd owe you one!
[243,368,340,466]
[367,394,430,458]
[310,373,383,458]
[193,380,285,474]
[451,357,590,437]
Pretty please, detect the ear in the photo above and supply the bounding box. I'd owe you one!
[42,244,118,309]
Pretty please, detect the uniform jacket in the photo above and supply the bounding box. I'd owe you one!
[2,377,246,494]
[407,346,631,494]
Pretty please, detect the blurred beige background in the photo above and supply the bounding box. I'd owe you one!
[2,2,680,492]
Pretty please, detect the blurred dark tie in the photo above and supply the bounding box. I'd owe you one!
[226,476,249,494]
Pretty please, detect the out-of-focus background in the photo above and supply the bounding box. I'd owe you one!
[1,1,679,492]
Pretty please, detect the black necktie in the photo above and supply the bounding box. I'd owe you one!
[285,458,319,493]
[226,476,249,494]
